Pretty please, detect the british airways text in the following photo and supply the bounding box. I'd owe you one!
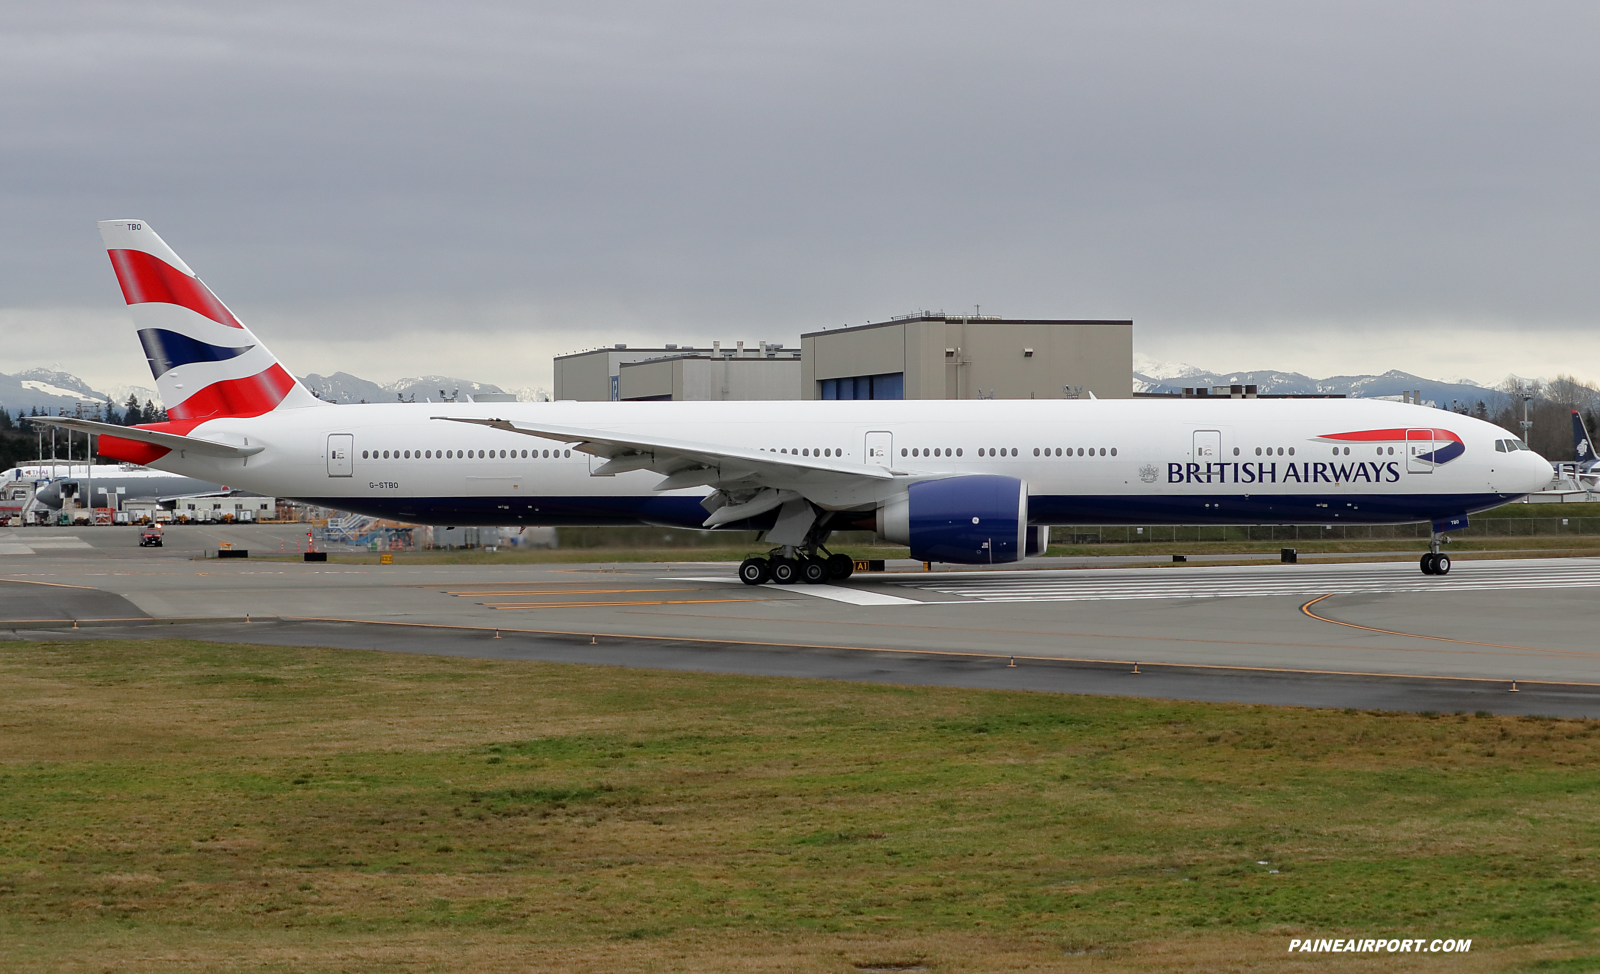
[1168,461,1402,485]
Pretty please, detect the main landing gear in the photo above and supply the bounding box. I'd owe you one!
[1420,531,1452,576]
[739,547,855,586]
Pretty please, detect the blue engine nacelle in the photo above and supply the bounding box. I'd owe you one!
[875,475,1029,564]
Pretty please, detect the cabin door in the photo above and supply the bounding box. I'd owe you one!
[864,431,894,467]
[327,434,354,477]
[1406,429,1434,474]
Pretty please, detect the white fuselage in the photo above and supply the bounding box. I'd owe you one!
[133,397,1552,531]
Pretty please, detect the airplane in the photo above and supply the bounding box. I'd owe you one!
[19,467,229,511]
[0,463,225,521]
[37,220,1555,580]
[1573,410,1598,473]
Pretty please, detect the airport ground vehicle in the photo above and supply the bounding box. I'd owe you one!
[41,220,1555,580]
[139,525,163,547]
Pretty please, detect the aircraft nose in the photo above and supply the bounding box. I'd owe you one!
[1520,451,1555,493]
[34,483,59,508]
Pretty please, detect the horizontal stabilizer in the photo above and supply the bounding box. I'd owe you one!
[30,417,263,459]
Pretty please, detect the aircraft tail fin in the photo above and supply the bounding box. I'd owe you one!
[1574,410,1595,465]
[97,220,323,428]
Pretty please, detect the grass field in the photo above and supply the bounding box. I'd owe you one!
[3,639,1599,971]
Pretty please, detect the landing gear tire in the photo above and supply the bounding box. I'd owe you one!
[770,557,799,584]
[800,558,829,584]
[1433,553,1450,575]
[1420,553,1436,574]
[738,557,770,586]
[826,553,854,580]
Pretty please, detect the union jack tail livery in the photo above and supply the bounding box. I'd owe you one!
[98,220,322,433]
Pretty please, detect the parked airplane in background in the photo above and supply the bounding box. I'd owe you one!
[1574,410,1597,473]
[23,467,226,510]
[0,463,226,520]
[39,220,1554,580]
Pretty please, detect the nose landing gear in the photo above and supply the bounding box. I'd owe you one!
[1420,532,1452,575]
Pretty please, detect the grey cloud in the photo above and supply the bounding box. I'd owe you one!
[3,1,1599,382]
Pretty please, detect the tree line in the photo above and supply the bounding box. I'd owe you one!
[1485,374,1600,461]
[0,395,169,434]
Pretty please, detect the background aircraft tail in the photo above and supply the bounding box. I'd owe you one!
[1575,410,1595,465]
[97,220,322,430]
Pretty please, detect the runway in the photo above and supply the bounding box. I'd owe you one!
[2,527,1597,717]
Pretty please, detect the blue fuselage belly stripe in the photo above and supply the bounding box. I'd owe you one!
[1024,492,1511,525]
[295,492,1514,529]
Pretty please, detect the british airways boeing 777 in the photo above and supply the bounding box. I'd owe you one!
[40,221,1554,581]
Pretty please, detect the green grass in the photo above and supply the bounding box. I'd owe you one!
[4,639,1598,971]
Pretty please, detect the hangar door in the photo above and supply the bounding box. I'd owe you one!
[327,434,354,477]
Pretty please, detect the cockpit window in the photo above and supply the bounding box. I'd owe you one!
[1512,438,1529,451]
[1494,440,1507,453]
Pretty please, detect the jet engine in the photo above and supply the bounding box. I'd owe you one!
[875,475,1029,564]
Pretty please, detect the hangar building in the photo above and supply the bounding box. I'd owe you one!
[553,315,1134,401]
[554,342,799,401]
[802,314,1133,400]
[617,346,801,401]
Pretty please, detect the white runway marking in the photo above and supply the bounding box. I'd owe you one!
[0,534,94,555]
[666,576,922,604]
[896,559,1600,603]
[781,585,923,605]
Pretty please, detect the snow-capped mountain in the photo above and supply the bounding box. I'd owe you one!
[0,369,113,414]
[103,384,160,408]
[1131,357,1510,409]
[0,369,539,415]
[297,373,543,404]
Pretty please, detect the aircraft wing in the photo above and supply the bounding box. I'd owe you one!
[433,415,923,519]
[29,417,263,458]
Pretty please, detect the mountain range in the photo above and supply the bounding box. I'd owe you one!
[1130,357,1514,409]
[297,373,549,405]
[0,362,1519,416]
[0,370,548,416]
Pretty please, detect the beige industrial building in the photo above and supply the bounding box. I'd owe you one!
[618,348,802,401]
[554,315,1134,402]
[554,345,680,401]
[801,315,1133,400]
[554,342,799,401]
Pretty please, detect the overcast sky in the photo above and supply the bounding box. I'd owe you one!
[4,1,1599,393]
